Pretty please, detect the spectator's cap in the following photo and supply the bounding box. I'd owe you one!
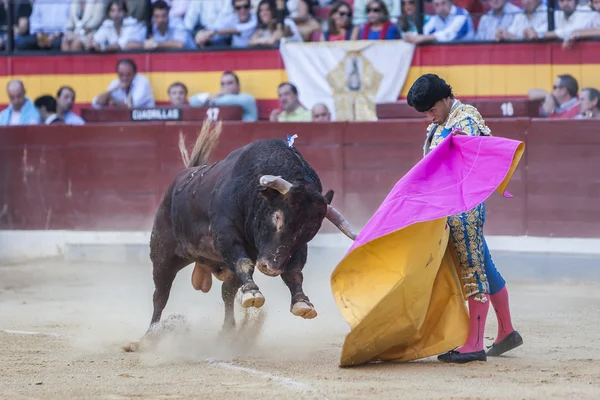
[407,73,454,113]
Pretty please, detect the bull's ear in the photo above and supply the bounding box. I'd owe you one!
[323,189,334,204]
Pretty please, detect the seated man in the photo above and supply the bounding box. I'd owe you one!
[189,71,258,121]
[269,82,312,122]
[194,0,257,48]
[495,0,547,40]
[56,86,85,125]
[0,80,41,125]
[145,0,196,50]
[311,103,332,121]
[168,82,189,107]
[92,59,155,109]
[404,0,475,44]
[34,95,63,125]
[528,74,580,118]
[474,0,521,41]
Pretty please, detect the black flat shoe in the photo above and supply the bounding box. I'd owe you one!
[437,350,487,364]
[486,330,523,357]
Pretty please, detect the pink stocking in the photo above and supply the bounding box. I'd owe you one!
[456,295,489,353]
[489,286,515,344]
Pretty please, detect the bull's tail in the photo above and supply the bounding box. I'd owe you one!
[178,118,223,168]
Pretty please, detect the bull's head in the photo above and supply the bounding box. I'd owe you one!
[254,174,357,277]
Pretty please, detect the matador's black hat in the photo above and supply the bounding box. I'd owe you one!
[406,74,454,113]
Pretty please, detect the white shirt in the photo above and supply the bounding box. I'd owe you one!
[29,0,70,34]
[92,74,156,109]
[554,6,595,39]
[183,0,232,31]
[423,5,476,42]
[475,2,522,41]
[9,110,21,125]
[63,111,85,125]
[93,17,146,49]
[507,4,548,38]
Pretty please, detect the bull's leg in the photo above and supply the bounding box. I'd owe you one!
[221,274,242,330]
[148,256,188,332]
[234,257,265,309]
[213,232,265,309]
[281,246,317,319]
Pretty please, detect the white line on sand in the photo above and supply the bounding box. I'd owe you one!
[1,329,328,399]
[1,329,67,338]
[205,358,328,398]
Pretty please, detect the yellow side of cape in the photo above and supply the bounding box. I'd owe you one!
[331,218,468,367]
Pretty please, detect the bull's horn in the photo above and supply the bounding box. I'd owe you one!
[259,175,293,195]
[326,205,357,241]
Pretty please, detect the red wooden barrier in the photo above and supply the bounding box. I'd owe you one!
[1,119,598,238]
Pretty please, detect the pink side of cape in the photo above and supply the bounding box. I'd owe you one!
[346,134,522,254]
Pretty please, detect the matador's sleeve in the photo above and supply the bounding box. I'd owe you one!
[452,106,492,137]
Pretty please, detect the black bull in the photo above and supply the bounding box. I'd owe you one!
[146,120,357,334]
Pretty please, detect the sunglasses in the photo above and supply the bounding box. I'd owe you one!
[338,11,350,16]
[234,4,250,10]
[367,7,381,12]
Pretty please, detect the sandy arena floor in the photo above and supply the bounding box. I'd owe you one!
[1,248,599,400]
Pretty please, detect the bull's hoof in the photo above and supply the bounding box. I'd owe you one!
[241,290,265,308]
[291,301,317,319]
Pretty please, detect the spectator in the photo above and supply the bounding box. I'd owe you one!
[352,0,400,25]
[168,82,188,106]
[536,0,594,40]
[404,0,475,44]
[576,87,600,119]
[399,0,431,34]
[29,0,70,50]
[320,0,354,41]
[189,71,258,121]
[56,86,85,125]
[0,0,35,51]
[62,0,105,52]
[286,0,321,41]
[475,0,521,41]
[183,0,233,39]
[563,0,600,47]
[92,59,155,109]
[248,0,303,46]
[0,80,40,125]
[528,74,580,118]
[89,0,145,52]
[312,103,332,121]
[145,0,196,50]
[194,0,258,48]
[34,95,63,125]
[269,82,312,122]
[495,0,547,40]
[152,0,189,21]
[351,0,401,40]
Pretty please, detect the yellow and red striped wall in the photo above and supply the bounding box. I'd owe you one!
[1,41,598,118]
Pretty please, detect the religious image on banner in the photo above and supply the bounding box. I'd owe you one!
[279,39,416,121]
[326,51,383,121]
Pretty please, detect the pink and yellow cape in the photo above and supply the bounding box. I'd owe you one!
[330,134,525,367]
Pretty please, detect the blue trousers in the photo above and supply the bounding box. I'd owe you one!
[447,202,506,302]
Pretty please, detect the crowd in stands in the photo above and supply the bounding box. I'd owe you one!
[0,0,599,52]
[0,0,599,126]
[1,56,598,125]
